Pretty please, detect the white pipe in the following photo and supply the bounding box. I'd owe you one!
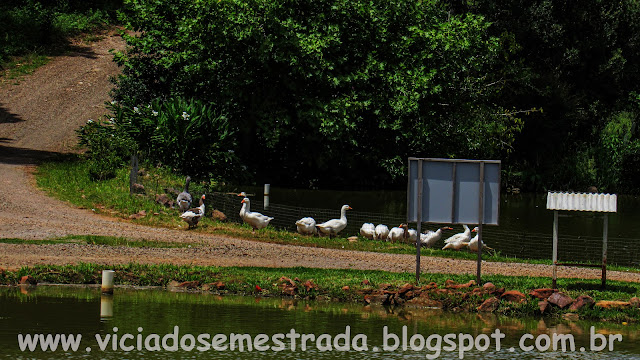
[264,184,270,210]
[101,270,115,294]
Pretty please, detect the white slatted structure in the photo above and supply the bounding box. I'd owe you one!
[546,191,618,289]
[546,192,617,212]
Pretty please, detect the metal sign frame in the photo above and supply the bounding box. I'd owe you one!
[407,158,501,283]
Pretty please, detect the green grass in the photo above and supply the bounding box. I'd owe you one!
[33,159,640,274]
[3,263,640,322]
[0,3,117,81]
[2,54,50,81]
[0,235,192,248]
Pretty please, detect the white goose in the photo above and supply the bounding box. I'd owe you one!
[374,224,389,241]
[444,224,471,244]
[387,225,405,242]
[296,217,317,235]
[442,225,471,250]
[180,194,205,229]
[419,226,453,248]
[176,176,192,213]
[237,192,248,219]
[468,227,493,252]
[397,224,417,243]
[240,197,274,231]
[316,205,351,238]
[360,223,375,239]
[407,229,418,243]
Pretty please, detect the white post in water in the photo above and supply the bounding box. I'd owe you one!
[100,294,113,319]
[264,184,270,210]
[101,270,115,294]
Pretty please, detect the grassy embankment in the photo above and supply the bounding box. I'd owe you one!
[3,158,635,321]
[0,2,118,82]
[32,159,640,273]
[3,263,640,322]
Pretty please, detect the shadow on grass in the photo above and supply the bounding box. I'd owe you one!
[564,282,638,294]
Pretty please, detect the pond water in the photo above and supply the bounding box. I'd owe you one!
[1,286,640,359]
[216,187,640,266]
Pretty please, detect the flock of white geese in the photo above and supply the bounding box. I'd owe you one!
[295,204,489,252]
[176,179,490,251]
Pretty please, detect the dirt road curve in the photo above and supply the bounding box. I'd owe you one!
[0,33,639,283]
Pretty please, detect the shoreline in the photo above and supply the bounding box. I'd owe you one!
[3,263,640,323]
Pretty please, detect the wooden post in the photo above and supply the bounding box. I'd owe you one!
[552,210,558,289]
[415,161,423,283]
[477,162,485,284]
[129,154,138,194]
[602,214,608,289]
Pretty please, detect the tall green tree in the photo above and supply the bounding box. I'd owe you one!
[464,0,640,192]
[113,0,522,188]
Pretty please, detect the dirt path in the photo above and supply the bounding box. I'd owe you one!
[0,32,639,284]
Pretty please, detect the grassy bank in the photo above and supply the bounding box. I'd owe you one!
[34,159,640,273]
[3,263,640,322]
[0,235,191,248]
[0,1,119,81]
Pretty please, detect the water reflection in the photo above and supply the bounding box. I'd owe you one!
[1,286,640,359]
[100,294,113,320]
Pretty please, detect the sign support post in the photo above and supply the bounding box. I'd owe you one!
[477,162,484,284]
[415,161,423,283]
[552,210,558,289]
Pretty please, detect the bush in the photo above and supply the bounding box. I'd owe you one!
[105,97,239,180]
[76,119,135,180]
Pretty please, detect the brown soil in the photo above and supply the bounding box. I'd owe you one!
[0,32,639,284]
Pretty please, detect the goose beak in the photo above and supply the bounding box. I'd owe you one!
[446,227,453,230]
[241,199,246,203]
[472,228,477,233]
[348,206,352,210]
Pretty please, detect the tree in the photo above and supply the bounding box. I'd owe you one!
[113,0,522,188]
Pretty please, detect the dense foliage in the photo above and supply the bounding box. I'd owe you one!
[112,0,523,188]
[83,0,639,193]
[459,0,640,192]
[0,0,121,65]
[77,97,239,180]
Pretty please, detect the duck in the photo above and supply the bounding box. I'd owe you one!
[180,194,205,229]
[374,224,389,241]
[387,225,405,242]
[442,237,470,250]
[316,205,352,238]
[468,227,493,252]
[240,197,273,232]
[419,227,454,248]
[296,217,317,235]
[360,223,375,239]
[176,176,192,213]
[444,224,472,244]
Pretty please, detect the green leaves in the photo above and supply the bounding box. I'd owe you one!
[112,0,519,187]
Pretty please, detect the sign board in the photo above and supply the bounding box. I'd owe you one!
[407,158,501,225]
